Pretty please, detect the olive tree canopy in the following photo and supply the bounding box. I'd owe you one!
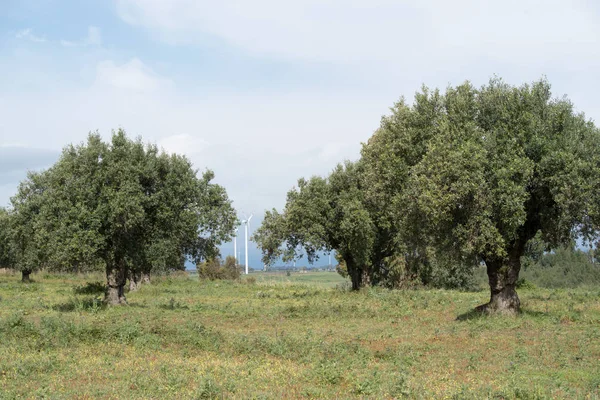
[16,130,237,304]
[256,78,600,314]
[382,78,600,313]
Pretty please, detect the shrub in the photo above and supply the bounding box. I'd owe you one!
[197,256,241,281]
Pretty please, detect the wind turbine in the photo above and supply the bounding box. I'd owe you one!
[242,214,253,275]
[233,228,239,264]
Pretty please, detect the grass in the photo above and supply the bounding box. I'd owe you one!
[249,270,348,288]
[0,271,599,399]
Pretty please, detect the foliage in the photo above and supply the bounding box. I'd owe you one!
[253,162,376,290]
[387,78,600,311]
[521,247,600,288]
[255,77,600,312]
[197,256,241,281]
[0,207,12,268]
[7,130,236,303]
[0,172,50,279]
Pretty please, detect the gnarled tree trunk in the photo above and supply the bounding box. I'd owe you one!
[129,269,142,292]
[105,260,127,305]
[479,251,522,315]
[348,261,367,291]
[21,269,32,283]
[141,270,150,285]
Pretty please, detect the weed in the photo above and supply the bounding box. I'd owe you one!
[0,272,599,399]
[52,297,105,312]
[196,376,222,399]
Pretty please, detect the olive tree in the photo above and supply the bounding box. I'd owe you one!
[386,78,600,314]
[254,162,376,290]
[33,130,236,304]
[129,157,237,291]
[0,172,49,282]
[0,208,14,273]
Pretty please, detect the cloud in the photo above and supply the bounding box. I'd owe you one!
[158,134,209,155]
[94,58,172,92]
[0,146,60,206]
[115,0,600,67]
[14,28,46,43]
[0,54,380,212]
[61,26,102,47]
[0,146,60,179]
[4,1,600,266]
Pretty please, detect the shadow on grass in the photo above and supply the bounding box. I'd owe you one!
[457,307,551,321]
[158,298,189,310]
[455,308,488,321]
[126,303,148,308]
[52,297,106,312]
[73,281,106,295]
[519,309,551,320]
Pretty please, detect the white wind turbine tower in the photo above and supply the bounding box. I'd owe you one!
[233,228,239,264]
[242,214,253,275]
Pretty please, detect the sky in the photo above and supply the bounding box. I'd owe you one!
[1,0,600,269]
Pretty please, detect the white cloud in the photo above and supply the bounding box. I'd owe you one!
[94,58,172,92]
[0,56,379,211]
[158,134,209,155]
[14,28,46,43]
[61,26,102,47]
[318,142,353,163]
[115,0,600,67]
[4,1,600,219]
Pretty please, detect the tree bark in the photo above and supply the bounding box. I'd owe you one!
[105,261,127,305]
[141,271,150,284]
[348,261,364,291]
[129,269,142,292]
[478,253,521,315]
[21,269,32,283]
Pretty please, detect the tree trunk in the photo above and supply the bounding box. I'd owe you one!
[105,261,127,305]
[21,269,32,283]
[348,262,363,291]
[478,254,521,315]
[129,269,142,292]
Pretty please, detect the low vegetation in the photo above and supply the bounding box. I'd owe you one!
[197,256,242,281]
[1,272,599,399]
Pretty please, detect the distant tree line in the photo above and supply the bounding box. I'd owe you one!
[518,235,600,288]
[253,77,600,314]
[0,130,237,304]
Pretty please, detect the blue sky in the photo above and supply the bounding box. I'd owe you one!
[2,0,600,268]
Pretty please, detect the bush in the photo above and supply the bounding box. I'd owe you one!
[197,256,241,281]
[516,278,537,290]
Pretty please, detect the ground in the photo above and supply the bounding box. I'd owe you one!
[0,271,599,399]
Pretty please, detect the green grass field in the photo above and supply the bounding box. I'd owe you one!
[1,271,600,399]
[250,271,348,288]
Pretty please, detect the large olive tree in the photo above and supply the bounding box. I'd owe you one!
[29,130,236,304]
[377,78,600,314]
